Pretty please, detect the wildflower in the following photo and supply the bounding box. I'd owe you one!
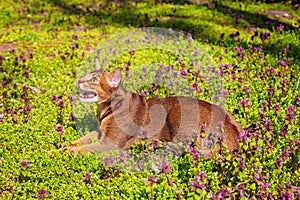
[20,158,30,168]
[198,171,206,179]
[217,188,229,198]
[282,45,289,54]
[68,113,75,121]
[192,49,200,57]
[24,69,29,78]
[103,156,115,166]
[267,88,274,96]
[261,182,270,190]
[190,180,204,191]
[54,125,64,133]
[160,161,171,175]
[192,82,198,89]
[295,97,300,106]
[282,148,289,158]
[0,112,3,119]
[284,106,296,123]
[188,145,200,159]
[236,37,240,42]
[237,98,250,108]
[58,100,65,109]
[280,129,288,136]
[38,188,47,198]
[83,172,92,181]
[148,175,158,186]
[50,95,58,102]
[278,60,287,67]
[129,50,135,56]
[260,32,270,40]
[276,156,283,167]
[141,65,147,73]
[24,105,32,112]
[68,95,74,103]
[180,69,186,76]
[276,24,284,32]
[22,85,29,91]
[152,139,159,148]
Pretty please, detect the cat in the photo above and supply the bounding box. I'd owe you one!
[66,57,244,158]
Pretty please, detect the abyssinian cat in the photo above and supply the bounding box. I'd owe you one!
[66,57,244,158]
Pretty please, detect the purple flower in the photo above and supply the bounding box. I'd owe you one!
[50,95,58,102]
[188,145,200,159]
[243,86,250,93]
[278,60,287,67]
[260,32,270,40]
[22,85,28,91]
[284,106,296,123]
[24,69,29,78]
[65,51,70,57]
[68,95,74,103]
[148,175,158,186]
[282,45,290,54]
[198,171,206,179]
[0,112,3,119]
[268,88,274,95]
[54,125,64,133]
[68,113,75,121]
[192,82,198,89]
[190,180,204,191]
[282,148,289,158]
[180,69,186,76]
[141,65,147,73]
[38,188,47,198]
[24,105,32,112]
[20,158,30,168]
[58,100,65,109]
[239,190,244,198]
[240,159,246,169]
[150,84,156,92]
[217,188,229,198]
[237,98,250,108]
[103,156,115,166]
[83,172,92,181]
[152,139,159,148]
[236,37,240,42]
[295,97,300,106]
[276,24,284,32]
[276,156,283,167]
[129,50,135,56]
[261,182,270,190]
[280,129,288,136]
[192,49,200,57]
[160,161,171,175]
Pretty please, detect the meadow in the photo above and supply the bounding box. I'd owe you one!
[0,0,299,199]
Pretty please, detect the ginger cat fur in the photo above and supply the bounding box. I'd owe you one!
[67,58,244,158]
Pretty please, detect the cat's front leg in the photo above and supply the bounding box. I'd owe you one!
[68,129,101,147]
[67,135,120,155]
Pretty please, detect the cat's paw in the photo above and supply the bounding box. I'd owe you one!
[63,145,89,155]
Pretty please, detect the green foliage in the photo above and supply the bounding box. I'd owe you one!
[0,0,299,199]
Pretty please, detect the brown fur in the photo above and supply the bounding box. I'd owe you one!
[67,67,244,158]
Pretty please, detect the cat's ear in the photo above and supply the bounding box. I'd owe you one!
[95,56,104,73]
[107,68,122,89]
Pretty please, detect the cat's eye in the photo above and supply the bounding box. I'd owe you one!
[91,77,97,82]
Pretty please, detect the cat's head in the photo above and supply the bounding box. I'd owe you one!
[78,57,122,103]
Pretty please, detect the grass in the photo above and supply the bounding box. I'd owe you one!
[0,0,299,199]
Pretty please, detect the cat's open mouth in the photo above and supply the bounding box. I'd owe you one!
[78,90,98,102]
